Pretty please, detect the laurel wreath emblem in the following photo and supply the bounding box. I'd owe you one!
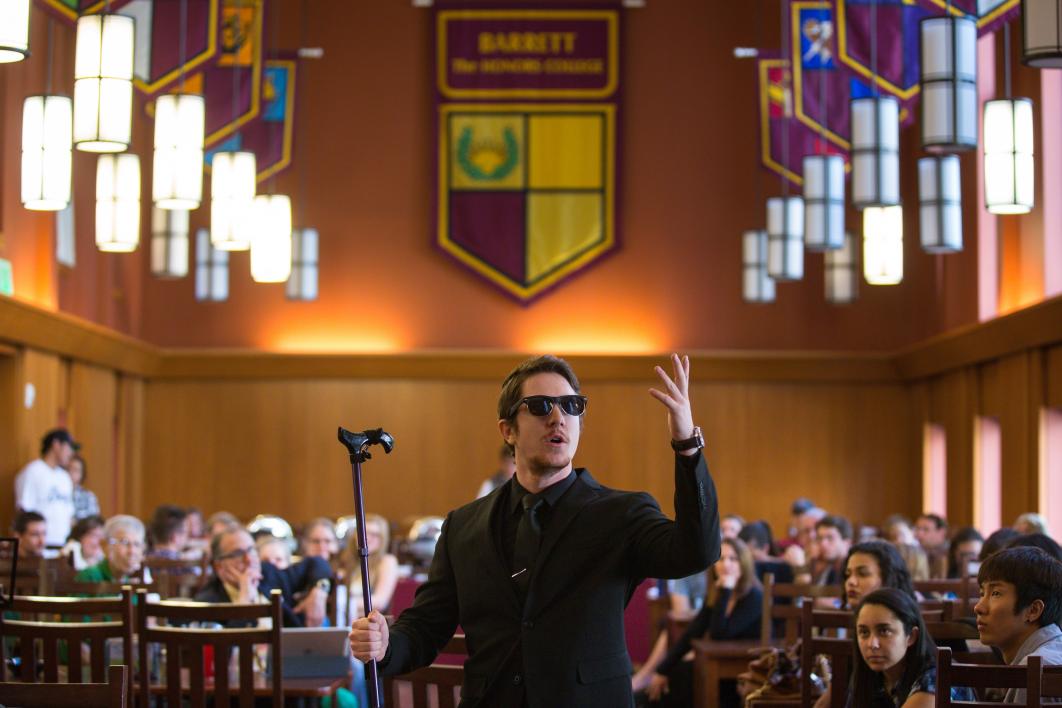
[456,126,520,181]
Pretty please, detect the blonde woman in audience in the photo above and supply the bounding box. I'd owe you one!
[341,513,399,617]
[301,517,340,563]
[257,535,292,570]
[1013,512,1049,536]
[61,515,105,570]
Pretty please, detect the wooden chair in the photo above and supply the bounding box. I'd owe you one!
[1040,664,1062,702]
[760,573,843,642]
[142,555,211,599]
[914,576,979,617]
[383,633,467,708]
[51,578,161,597]
[0,663,127,707]
[934,646,1043,706]
[135,587,283,707]
[0,589,134,707]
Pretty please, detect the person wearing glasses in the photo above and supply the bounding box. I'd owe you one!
[75,515,148,583]
[350,354,721,708]
[195,527,332,627]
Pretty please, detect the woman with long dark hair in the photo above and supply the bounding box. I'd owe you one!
[843,540,916,609]
[849,588,973,707]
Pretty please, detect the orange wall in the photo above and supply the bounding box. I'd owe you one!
[6,0,1046,353]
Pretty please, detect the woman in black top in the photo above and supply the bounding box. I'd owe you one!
[646,537,763,706]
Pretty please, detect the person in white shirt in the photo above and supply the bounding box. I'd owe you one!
[14,429,78,547]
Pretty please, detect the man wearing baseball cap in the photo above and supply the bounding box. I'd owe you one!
[14,428,78,546]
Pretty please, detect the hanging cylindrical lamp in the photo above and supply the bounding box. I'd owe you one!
[863,205,904,285]
[0,0,31,63]
[919,155,963,253]
[984,98,1034,214]
[825,232,859,304]
[851,96,901,208]
[766,196,804,281]
[210,151,256,250]
[287,228,319,301]
[150,206,190,277]
[95,153,140,252]
[195,228,229,301]
[153,93,205,209]
[21,95,72,211]
[73,13,134,152]
[742,229,775,303]
[920,14,977,152]
[802,155,845,251]
[1022,0,1062,67]
[250,194,292,283]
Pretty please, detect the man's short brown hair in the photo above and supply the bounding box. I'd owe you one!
[497,355,581,423]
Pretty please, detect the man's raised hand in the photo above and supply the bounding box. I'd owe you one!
[648,353,695,447]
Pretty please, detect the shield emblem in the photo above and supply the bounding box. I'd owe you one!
[436,103,617,302]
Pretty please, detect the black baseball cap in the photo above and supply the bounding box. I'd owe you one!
[40,428,80,456]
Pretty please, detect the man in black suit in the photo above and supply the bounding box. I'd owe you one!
[195,527,332,627]
[350,354,720,707]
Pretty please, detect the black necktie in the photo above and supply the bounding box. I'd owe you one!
[512,496,546,595]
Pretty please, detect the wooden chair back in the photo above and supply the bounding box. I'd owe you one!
[800,602,852,708]
[0,589,134,706]
[1041,665,1062,702]
[135,587,283,707]
[934,646,1043,707]
[141,556,210,599]
[760,573,843,643]
[0,663,127,707]
[383,633,467,708]
[0,556,63,596]
[914,577,978,616]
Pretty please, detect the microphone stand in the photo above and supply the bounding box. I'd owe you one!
[337,427,393,708]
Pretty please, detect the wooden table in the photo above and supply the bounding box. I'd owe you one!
[145,671,347,704]
[691,638,783,708]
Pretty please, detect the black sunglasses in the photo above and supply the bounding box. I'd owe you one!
[508,395,588,418]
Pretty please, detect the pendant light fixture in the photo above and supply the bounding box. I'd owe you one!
[287,228,319,301]
[150,206,190,277]
[1022,0,1062,67]
[985,22,1034,214]
[825,232,859,303]
[195,228,229,301]
[0,0,31,63]
[743,229,775,303]
[210,151,256,250]
[851,0,900,208]
[153,0,204,209]
[863,205,904,284]
[803,32,844,253]
[250,194,292,283]
[22,17,72,211]
[920,10,977,151]
[73,12,134,152]
[95,153,141,252]
[919,155,963,252]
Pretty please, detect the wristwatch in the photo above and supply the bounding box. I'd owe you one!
[671,426,705,452]
[315,578,332,594]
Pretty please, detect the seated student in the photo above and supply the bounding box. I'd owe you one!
[76,515,147,583]
[645,537,763,708]
[256,535,292,570]
[913,513,950,579]
[1006,532,1062,562]
[721,514,745,540]
[195,526,331,627]
[61,514,105,570]
[1013,512,1050,537]
[339,513,398,617]
[849,588,974,707]
[300,517,339,563]
[740,520,793,583]
[147,504,190,562]
[13,510,48,560]
[980,527,1021,561]
[812,514,853,586]
[946,527,983,578]
[974,546,1062,704]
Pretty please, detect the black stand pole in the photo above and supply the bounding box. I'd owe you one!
[338,427,394,708]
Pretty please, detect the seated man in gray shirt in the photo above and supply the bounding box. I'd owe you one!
[973,546,1062,703]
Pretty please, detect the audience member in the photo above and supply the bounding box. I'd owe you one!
[946,526,983,578]
[720,514,745,540]
[894,542,930,582]
[13,510,48,560]
[913,513,949,578]
[1013,512,1050,537]
[980,527,1021,561]
[847,588,974,707]
[76,515,146,583]
[301,517,339,562]
[196,527,331,627]
[186,507,205,539]
[784,505,826,578]
[778,497,816,551]
[256,535,292,569]
[340,513,399,617]
[205,511,241,539]
[1006,532,1062,562]
[881,514,917,546]
[843,540,916,609]
[812,514,852,585]
[476,444,517,498]
[67,455,100,520]
[14,428,77,547]
[646,538,763,707]
[740,520,793,583]
[974,546,1062,703]
[61,514,105,570]
[147,504,190,560]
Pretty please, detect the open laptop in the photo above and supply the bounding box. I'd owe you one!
[277,627,351,679]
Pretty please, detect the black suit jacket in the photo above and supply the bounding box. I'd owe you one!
[382,452,720,708]
[194,556,332,627]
